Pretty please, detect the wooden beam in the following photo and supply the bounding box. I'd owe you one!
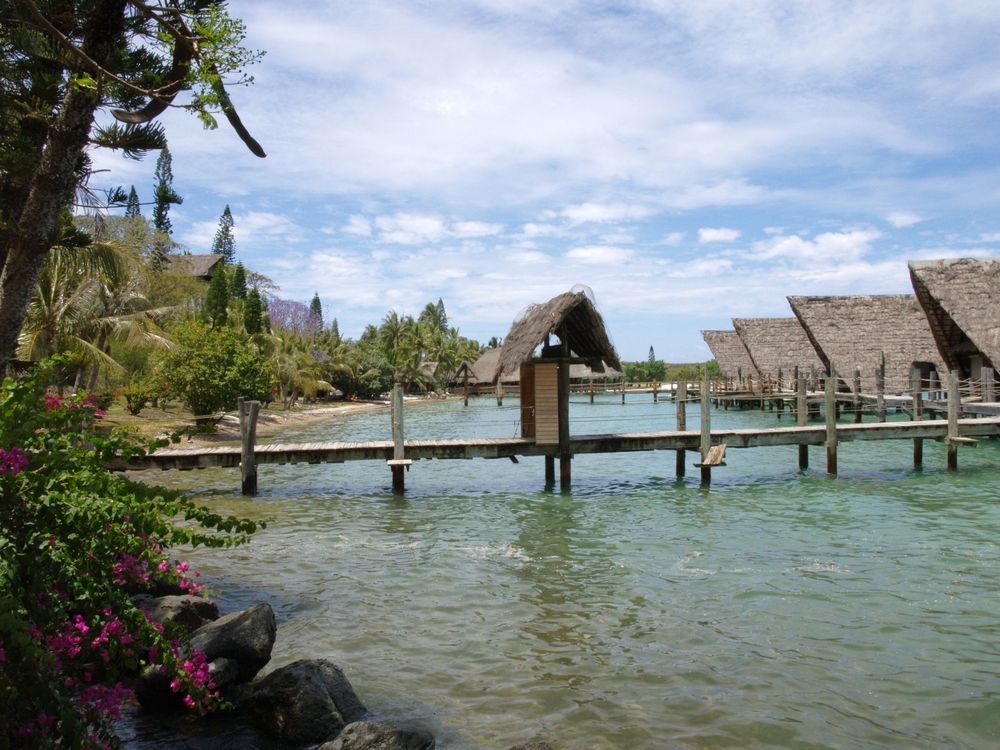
[239,398,260,496]
[947,370,960,471]
[911,367,923,469]
[676,379,687,477]
[700,370,711,486]
[796,371,808,470]
[825,368,837,476]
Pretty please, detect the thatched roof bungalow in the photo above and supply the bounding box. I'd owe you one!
[701,330,758,381]
[494,289,621,381]
[732,317,823,381]
[909,258,1000,377]
[569,362,623,380]
[788,295,945,394]
[167,253,224,280]
[466,348,517,385]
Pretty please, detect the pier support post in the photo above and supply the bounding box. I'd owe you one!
[496,381,503,407]
[239,397,260,496]
[463,369,469,407]
[389,384,410,492]
[853,367,863,423]
[558,360,571,490]
[621,377,626,405]
[876,352,886,422]
[947,370,960,471]
[676,379,687,478]
[911,367,923,469]
[983,365,995,404]
[796,373,808,470]
[589,381,595,404]
[700,371,711,486]
[825,368,838,476]
[545,455,555,485]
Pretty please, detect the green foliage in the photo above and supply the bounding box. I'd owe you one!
[230,263,247,299]
[125,186,141,218]
[151,148,182,235]
[122,379,155,416]
[244,287,264,335]
[202,268,229,329]
[211,205,235,264]
[309,293,322,329]
[0,359,261,745]
[160,321,271,418]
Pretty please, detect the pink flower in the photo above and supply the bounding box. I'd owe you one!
[0,446,28,475]
[183,694,196,709]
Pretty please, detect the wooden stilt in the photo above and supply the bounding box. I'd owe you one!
[589,381,594,404]
[700,371,711,486]
[388,384,411,492]
[796,373,808,470]
[463,369,469,407]
[676,379,686,477]
[984,366,996,403]
[825,368,838,476]
[496,380,503,407]
[947,370,960,471]
[558,359,571,490]
[653,380,658,403]
[911,367,923,469]
[876,352,886,423]
[545,455,555,485]
[853,367,863,424]
[239,397,260,496]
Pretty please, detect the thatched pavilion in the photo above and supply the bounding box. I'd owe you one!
[788,295,945,394]
[909,258,1000,378]
[495,288,621,487]
[701,330,758,384]
[732,317,823,383]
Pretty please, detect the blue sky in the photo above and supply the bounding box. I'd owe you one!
[91,0,1000,361]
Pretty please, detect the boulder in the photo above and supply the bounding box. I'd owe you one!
[208,656,241,692]
[317,721,435,750]
[143,595,219,633]
[135,665,185,713]
[189,602,276,682]
[244,659,367,744]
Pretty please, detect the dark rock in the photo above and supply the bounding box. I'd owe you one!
[135,665,185,713]
[243,658,367,744]
[506,743,554,750]
[317,721,435,749]
[190,602,276,682]
[143,595,219,633]
[208,656,241,692]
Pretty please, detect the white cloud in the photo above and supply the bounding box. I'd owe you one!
[886,211,923,228]
[752,229,882,262]
[661,232,684,246]
[565,245,634,264]
[979,232,1000,242]
[375,213,448,244]
[560,202,656,224]
[698,227,741,243]
[343,215,372,236]
[452,221,503,238]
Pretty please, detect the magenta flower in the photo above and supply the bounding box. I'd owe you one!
[0,446,28,475]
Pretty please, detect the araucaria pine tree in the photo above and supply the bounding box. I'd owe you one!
[244,287,264,334]
[152,147,183,235]
[125,185,141,218]
[203,268,230,328]
[309,292,323,328]
[231,263,248,299]
[212,205,236,263]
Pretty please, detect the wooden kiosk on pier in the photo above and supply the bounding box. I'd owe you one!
[493,288,621,490]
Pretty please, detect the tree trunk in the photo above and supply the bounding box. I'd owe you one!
[0,0,127,372]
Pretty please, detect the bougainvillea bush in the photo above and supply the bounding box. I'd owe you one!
[0,360,261,747]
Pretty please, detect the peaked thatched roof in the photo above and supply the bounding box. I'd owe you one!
[468,349,518,384]
[701,330,758,380]
[569,362,624,380]
[495,290,621,380]
[732,317,823,379]
[167,253,224,279]
[788,294,946,394]
[909,257,1000,376]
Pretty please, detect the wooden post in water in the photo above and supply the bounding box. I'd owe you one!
[825,368,838,476]
[238,397,260,496]
[985,366,996,403]
[700,371,711,486]
[388,383,410,492]
[496,380,503,407]
[853,367,863,424]
[589,380,595,404]
[558,360,571,489]
[947,370,960,471]
[911,367,923,469]
[928,369,939,401]
[621,377,626,405]
[676,379,687,478]
[653,380,658,403]
[876,352,886,423]
[797,372,808,470]
[463,368,469,407]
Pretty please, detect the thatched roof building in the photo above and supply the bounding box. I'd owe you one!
[909,258,1000,377]
[701,330,758,381]
[788,295,945,394]
[467,348,518,385]
[167,253,224,280]
[495,289,621,381]
[732,317,823,380]
[569,362,623,380]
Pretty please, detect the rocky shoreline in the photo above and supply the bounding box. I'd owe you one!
[131,591,554,749]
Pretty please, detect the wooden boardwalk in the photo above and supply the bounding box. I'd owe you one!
[124,416,1000,472]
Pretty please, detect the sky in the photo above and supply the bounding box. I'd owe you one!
[90,0,1000,361]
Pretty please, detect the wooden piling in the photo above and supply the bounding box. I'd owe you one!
[911,367,923,469]
[797,373,808,470]
[876,352,886,423]
[676,379,687,477]
[496,381,503,407]
[389,384,410,491]
[545,455,555,485]
[700,371,711,486]
[463,368,469,407]
[558,360,571,489]
[239,397,260,496]
[825,369,838,476]
[947,371,959,471]
[621,377,626,405]
[589,380,595,404]
[653,380,658,403]
[983,365,995,403]
[853,367,863,424]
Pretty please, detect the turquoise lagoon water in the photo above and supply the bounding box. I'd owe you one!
[131,395,1000,749]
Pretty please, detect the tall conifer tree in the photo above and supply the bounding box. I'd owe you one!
[203,268,229,328]
[244,287,264,334]
[309,292,323,328]
[152,147,182,234]
[212,205,236,263]
[125,186,141,218]
[231,262,248,299]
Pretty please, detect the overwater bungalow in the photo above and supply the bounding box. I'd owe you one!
[787,294,945,394]
[732,316,824,385]
[701,329,759,385]
[909,257,1000,379]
